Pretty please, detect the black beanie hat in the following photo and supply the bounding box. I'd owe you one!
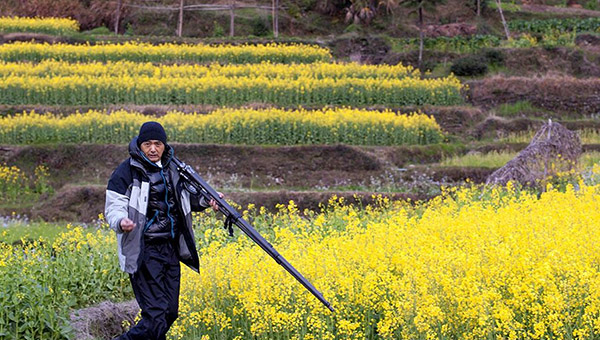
[138,121,167,146]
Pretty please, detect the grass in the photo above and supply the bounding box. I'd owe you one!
[580,151,600,168]
[439,150,600,169]
[487,0,522,13]
[501,128,600,144]
[0,220,81,243]
[486,63,509,76]
[493,100,547,117]
[427,62,452,78]
[440,150,516,168]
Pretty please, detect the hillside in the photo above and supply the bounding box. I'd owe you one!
[1,2,600,223]
[2,7,600,340]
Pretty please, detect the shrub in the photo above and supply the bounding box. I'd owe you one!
[584,0,599,10]
[212,20,225,37]
[450,55,488,76]
[86,26,110,35]
[251,17,270,36]
[480,48,505,65]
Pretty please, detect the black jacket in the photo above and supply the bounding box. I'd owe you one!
[105,137,209,273]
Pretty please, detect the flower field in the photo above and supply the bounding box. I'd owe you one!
[0,60,462,106]
[0,60,415,79]
[0,17,79,35]
[0,41,332,64]
[4,182,600,339]
[4,13,599,340]
[0,109,443,145]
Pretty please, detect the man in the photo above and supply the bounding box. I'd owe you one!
[105,121,222,340]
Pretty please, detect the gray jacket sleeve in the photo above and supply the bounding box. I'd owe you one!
[105,190,128,233]
[105,160,133,233]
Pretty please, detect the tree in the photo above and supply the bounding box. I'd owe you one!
[496,0,510,39]
[115,0,123,34]
[399,0,445,69]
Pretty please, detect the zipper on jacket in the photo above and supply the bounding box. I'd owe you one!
[144,211,159,232]
[160,169,176,239]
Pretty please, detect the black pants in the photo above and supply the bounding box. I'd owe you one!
[119,241,181,340]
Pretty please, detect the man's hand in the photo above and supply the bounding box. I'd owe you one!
[120,217,136,232]
[209,192,224,212]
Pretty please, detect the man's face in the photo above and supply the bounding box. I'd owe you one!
[140,140,165,163]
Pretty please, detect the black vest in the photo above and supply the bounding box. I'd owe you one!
[144,166,179,241]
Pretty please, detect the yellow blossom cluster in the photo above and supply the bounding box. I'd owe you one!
[0,41,332,64]
[5,184,600,339]
[0,16,79,35]
[0,163,50,203]
[0,61,463,106]
[0,108,444,145]
[0,163,26,186]
[0,59,415,80]
[169,183,600,339]
[0,163,27,203]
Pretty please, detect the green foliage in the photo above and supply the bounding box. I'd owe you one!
[442,150,600,170]
[480,48,505,65]
[505,34,538,48]
[494,100,541,117]
[0,225,132,340]
[584,0,599,10]
[501,128,600,144]
[212,20,225,37]
[541,29,576,48]
[0,165,53,206]
[509,17,600,34]
[450,55,488,76]
[344,23,362,33]
[0,222,68,244]
[251,17,271,36]
[394,35,502,54]
[86,26,111,35]
[124,23,135,36]
[580,151,600,168]
[487,0,521,12]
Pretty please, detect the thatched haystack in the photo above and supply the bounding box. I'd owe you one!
[486,120,582,186]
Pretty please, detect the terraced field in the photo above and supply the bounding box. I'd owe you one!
[2,14,600,340]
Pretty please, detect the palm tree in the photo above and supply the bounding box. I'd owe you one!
[345,0,378,25]
[344,0,399,25]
